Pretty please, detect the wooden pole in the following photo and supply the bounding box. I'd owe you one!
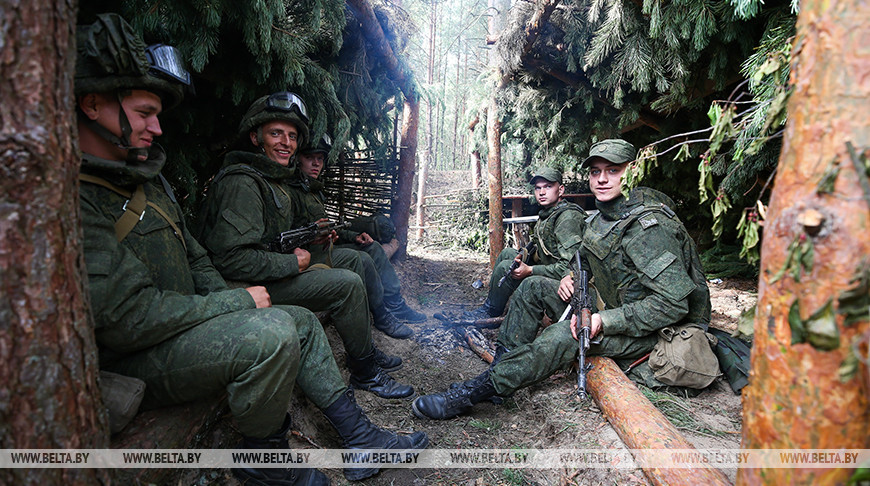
[587,357,731,486]
[393,97,420,260]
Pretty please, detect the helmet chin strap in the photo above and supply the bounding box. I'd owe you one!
[79,91,150,163]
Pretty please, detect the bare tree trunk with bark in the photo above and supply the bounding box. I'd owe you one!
[393,97,421,260]
[0,2,111,484]
[739,0,870,483]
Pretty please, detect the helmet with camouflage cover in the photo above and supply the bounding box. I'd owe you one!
[75,13,192,163]
[74,13,191,110]
[299,134,332,156]
[238,92,310,149]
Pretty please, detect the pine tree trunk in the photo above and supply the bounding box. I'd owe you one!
[486,0,508,267]
[738,0,870,483]
[0,2,111,484]
[393,96,421,260]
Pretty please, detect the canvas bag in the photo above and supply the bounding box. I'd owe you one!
[649,324,720,389]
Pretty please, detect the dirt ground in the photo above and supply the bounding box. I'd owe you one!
[181,240,757,486]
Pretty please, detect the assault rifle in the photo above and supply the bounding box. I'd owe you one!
[268,221,350,254]
[498,241,537,287]
[571,250,596,399]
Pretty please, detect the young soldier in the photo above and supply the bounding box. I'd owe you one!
[412,139,710,420]
[462,168,586,321]
[198,93,414,399]
[76,15,426,485]
[296,135,427,324]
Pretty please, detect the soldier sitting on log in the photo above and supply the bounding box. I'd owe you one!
[197,92,416,400]
[75,14,427,485]
[461,168,587,323]
[412,139,711,420]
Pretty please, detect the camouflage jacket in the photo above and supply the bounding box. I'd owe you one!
[198,150,307,282]
[581,187,710,338]
[284,174,358,243]
[530,200,587,280]
[79,149,255,366]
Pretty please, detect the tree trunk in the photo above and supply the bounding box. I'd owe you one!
[0,2,111,485]
[739,0,870,483]
[346,0,421,258]
[486,0,508,267]
[393,96,421,260]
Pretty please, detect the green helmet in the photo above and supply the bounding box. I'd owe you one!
[238,92,310,148]
[74,13,192,110]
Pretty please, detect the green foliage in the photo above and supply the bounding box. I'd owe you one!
[78,0,413,215]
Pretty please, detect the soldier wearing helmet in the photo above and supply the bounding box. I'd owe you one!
[76,14,426,485]
[412,139,710,420]
[198,94,419,400]
[293,134,428,324]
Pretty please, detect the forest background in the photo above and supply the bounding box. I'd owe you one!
[76,0,795,276]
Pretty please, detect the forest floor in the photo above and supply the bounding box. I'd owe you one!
[184,242,757,486]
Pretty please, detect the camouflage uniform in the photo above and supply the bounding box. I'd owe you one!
[485,200,587,315]
[80,150,345,438]
[490,187,710,394]
[198,150,373,359]
[280,170,390,317]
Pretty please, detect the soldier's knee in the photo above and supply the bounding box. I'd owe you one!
[235,308,301,364]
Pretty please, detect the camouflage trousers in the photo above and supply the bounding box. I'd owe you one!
[490,276,657,396]
[266,248,373,359]
[103,305,346,438]
[336,241,403,308]
[312,246,387,315]
[484,248,523,315]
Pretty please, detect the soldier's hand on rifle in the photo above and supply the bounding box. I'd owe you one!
[570,313,602,340]
[355,232,374,246]
[557,274,574,302]
[510,257,533,280]
[294,247,311,271]
[245,286,272,308]
[312,218,332,244]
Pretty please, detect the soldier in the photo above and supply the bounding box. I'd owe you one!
[75,14,426,485]
[462,167,586,321]
[296,134,427,323]
[412,139,710,420]
[198,93,415,399]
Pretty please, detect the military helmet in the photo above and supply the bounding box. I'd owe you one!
[238,92,310,148]
[300,134,332,155]
[74,13,192,110]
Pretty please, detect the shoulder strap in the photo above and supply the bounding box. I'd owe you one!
[214,165,285,209]
[79,173,187,251]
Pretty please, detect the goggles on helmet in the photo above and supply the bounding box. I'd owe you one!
[145,44,192,86]
[266,91,309,124]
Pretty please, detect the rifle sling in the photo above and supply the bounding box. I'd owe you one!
[79,174,187,251]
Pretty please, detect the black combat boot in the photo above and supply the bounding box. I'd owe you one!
[373,346,402,371]
[385,296,427,323]
[323,388,429,481]
[460,298,498,321]
[449,345,508,404]
[347,350,414,399]
[371,307,414,339]
[411,369,497,420]
[234,414,330,486]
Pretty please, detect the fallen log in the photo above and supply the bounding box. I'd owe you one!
[586,356,730,486]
